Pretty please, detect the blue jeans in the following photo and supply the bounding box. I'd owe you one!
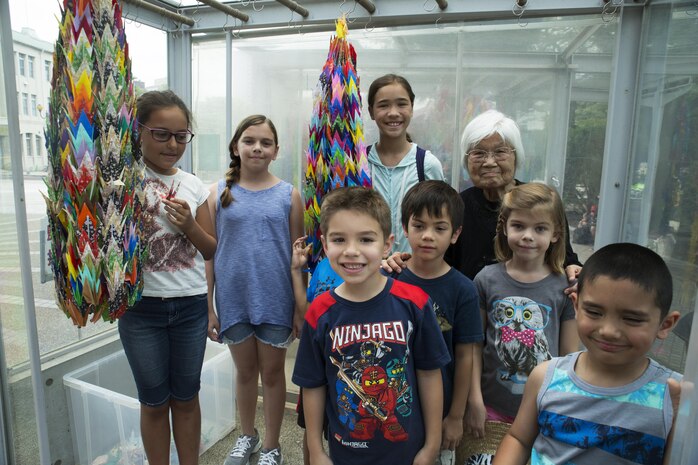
[118,294,208,406]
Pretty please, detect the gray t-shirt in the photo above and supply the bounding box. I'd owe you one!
[474,263,575,418]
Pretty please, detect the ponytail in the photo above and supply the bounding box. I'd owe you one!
[220,145,241,207]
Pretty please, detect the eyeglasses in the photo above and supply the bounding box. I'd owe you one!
[139,123,195,144]
[467,147,515,163]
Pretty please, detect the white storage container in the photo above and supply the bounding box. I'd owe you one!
[64,341,235,465]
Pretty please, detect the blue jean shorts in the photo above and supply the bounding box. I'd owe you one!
[118,294,208,406]
[221,323,293,348]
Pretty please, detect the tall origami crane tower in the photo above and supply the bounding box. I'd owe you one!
[304,17,372,272]
[44,0,147,326]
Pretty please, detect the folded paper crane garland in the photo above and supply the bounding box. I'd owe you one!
[44,0,147,326]
[304,17,371,272]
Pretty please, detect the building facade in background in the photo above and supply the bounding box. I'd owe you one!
[12,27,52,172]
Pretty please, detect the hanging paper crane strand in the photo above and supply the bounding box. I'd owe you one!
[44,0,146,326]
[304,17,371,272]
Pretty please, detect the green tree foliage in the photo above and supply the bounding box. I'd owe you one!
[563,101,607,217]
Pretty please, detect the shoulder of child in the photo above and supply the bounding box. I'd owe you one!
[527,360,550,390]
[389,279,430,309]
[305,291,337,329]
[474,263,498,281]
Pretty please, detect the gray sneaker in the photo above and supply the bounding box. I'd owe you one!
[258,447,283,465]
[223,429,261,465]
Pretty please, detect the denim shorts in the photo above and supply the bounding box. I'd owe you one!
[221,322,293,348]
[118,294,208,406]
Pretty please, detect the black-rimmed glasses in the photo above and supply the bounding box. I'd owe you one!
[139,123,195,144]
[467,147,515,163]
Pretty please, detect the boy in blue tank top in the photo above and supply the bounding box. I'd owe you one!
[493,243,682,465]
[392,180,483,465]
[292,187,450,465]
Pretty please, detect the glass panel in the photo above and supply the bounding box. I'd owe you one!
[5,2,168,371]
[623,4,698,373]
[1,6,40,464]
[192,39,228,184]
[123,21,167,90]
[193,15,615,202]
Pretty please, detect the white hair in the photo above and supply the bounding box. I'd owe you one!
[460,109,525,170]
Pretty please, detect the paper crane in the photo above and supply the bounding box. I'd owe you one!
[304,17,371,272]
[44,0,147,326]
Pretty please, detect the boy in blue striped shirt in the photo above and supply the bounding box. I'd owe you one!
[493,243,681,465]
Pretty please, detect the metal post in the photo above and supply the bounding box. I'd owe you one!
[275,0,310,18]
[545,69,571,193]
[594,5,644,247]
[0,0,50,463]
[226,30,233,146]
[197,0,249,22]
[121,0,195,26]
[168,30,194,173]
[451,32,465,188]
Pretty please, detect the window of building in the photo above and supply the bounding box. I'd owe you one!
[18,52,25,76]
[35,135,42,158]
[31,95,37,116]
[21,93,28,115]
[44,60,51,81]
[28,56,35,78]
[25,134,33,161]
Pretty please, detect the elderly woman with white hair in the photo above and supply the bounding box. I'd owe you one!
[446,109,581,281]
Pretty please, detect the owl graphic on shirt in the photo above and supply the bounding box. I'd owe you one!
[491,296,552,387]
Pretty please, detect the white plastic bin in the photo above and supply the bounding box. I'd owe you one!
[63,341,235,465]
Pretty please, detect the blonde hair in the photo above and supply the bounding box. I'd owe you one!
[494,183,566,274]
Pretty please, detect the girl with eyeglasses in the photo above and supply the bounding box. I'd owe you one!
[462,182,579,464]
[118,90,217,465]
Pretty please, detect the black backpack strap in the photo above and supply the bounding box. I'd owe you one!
[416,146,426,182]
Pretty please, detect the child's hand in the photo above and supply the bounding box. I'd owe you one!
[292,236,311,271]
[412,445,439,465]
[442,414,464,450]
[309,450,333,465]
[292,306,305,340]
[381,251,411,274]
[464,398,487,439]
[163,198,195,233]
[563,264,582,295]
[207,311,221,342]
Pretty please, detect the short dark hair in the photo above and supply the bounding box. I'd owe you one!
[400,180,464,232]
[320,187,391,240]
[577,243,673,317]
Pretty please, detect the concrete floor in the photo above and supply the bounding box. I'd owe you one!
[200,340,307,465]
[199,401,306,465]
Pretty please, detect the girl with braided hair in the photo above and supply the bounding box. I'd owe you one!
[206,114,304,465]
